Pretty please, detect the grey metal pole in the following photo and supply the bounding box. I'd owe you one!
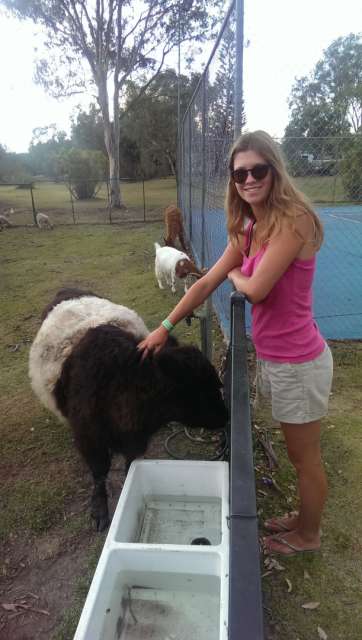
[177,1,181,208]
[188,112,192,242]
[30,186,37,226]
[201,73,207,268]
[200,295,213,362]
[228,292,264,639]
[142,179,146,222]
[69,182,76,224]
[234,0,244,140]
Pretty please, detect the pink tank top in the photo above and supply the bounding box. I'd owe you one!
[241,221,325,363]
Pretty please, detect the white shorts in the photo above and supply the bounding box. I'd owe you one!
[256,344,333,424]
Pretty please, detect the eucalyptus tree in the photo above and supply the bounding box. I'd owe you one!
[2,0,222,207]
[122,69,200,178]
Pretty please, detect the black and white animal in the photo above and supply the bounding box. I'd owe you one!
[29,288,227,531]
[154,242,203,293]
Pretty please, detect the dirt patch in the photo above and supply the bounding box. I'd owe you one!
[0,424,225,640]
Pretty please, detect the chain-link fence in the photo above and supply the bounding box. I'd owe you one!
[0,177,177,226]
[179,1,362,340]
[281,136,362,204]
[179,0,239,339]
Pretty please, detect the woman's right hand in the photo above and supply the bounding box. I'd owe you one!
[138,325,169,358]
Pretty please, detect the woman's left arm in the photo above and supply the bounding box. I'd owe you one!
[228,217,311,303]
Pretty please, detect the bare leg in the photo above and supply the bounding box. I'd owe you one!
[264,420,327,554]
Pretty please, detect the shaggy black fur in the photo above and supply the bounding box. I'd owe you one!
[45,289,228,531]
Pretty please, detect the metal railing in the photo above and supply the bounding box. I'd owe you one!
[225,292,264,640]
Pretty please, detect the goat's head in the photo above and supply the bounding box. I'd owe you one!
[155,345,228,431]
[175,258,203,279]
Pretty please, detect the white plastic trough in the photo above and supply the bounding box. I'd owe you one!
[74,460,230,640]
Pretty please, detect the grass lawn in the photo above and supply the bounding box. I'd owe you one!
[1,214,361,638]
[294,175,350,203]
[0,176,177,225]
[254,341,362,639]
[1,175,358,230]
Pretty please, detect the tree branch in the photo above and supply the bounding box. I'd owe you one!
[119,43,172,118]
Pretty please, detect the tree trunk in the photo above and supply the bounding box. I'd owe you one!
[98,75,124,210]
[103,119,124,209]
[165,151,176,176]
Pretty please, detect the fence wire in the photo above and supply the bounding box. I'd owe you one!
[179,1,362,340]
[0,177,176,226]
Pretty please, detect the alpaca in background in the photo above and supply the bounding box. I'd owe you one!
[164,204,187,252]
[29,288,227,530]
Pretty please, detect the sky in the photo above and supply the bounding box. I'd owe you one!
[0,0,360,153]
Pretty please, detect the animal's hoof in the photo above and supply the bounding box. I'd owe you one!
[91,497,109,532]
[92,512,110,532]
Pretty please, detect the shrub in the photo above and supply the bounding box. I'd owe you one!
[340,139,362,201]
[57,148,107,200]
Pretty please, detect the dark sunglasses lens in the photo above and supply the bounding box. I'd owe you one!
[232,164,270,184]
[232,169,248,184]
[252,164,269,180]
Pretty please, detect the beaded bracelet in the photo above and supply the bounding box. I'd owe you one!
[161,318,175,332]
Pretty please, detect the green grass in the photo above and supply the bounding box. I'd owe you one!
[0,176,177,225]
[0,219,225,638]
[254,341,362,639]
[0,221,223,543]
[0,479,73,541]
[1,215,361,639]
[294,175,350,203]
[1,175,358,230]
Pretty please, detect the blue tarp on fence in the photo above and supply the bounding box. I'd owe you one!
[190,205,362,340]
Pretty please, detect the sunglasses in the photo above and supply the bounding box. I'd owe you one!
[231,163,270,184]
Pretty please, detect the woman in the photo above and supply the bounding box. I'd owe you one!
[138,130,333,556]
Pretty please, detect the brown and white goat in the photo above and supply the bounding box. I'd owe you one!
[164,204,187,252]
[154,242,204,293]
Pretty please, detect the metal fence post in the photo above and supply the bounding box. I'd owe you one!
[69,183,76,224]
[29,185,37,226]
[142,179,146,222]
[200,295,213,362]
[234,0,244,140]
[188,111,192,242]
[201,74,207,268]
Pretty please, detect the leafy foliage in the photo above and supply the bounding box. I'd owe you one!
[340,136,362,201]
[28,125,71,176]
[57,148,107,199]
[1,0,223,206]
[0,143,33,183]
[120,69,200,179]
[283,33,361,175]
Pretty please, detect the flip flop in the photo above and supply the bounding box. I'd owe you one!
[262,534,320,557]
[264,511,299,534]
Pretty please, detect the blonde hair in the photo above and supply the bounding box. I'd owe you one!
[225,130,324,250]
